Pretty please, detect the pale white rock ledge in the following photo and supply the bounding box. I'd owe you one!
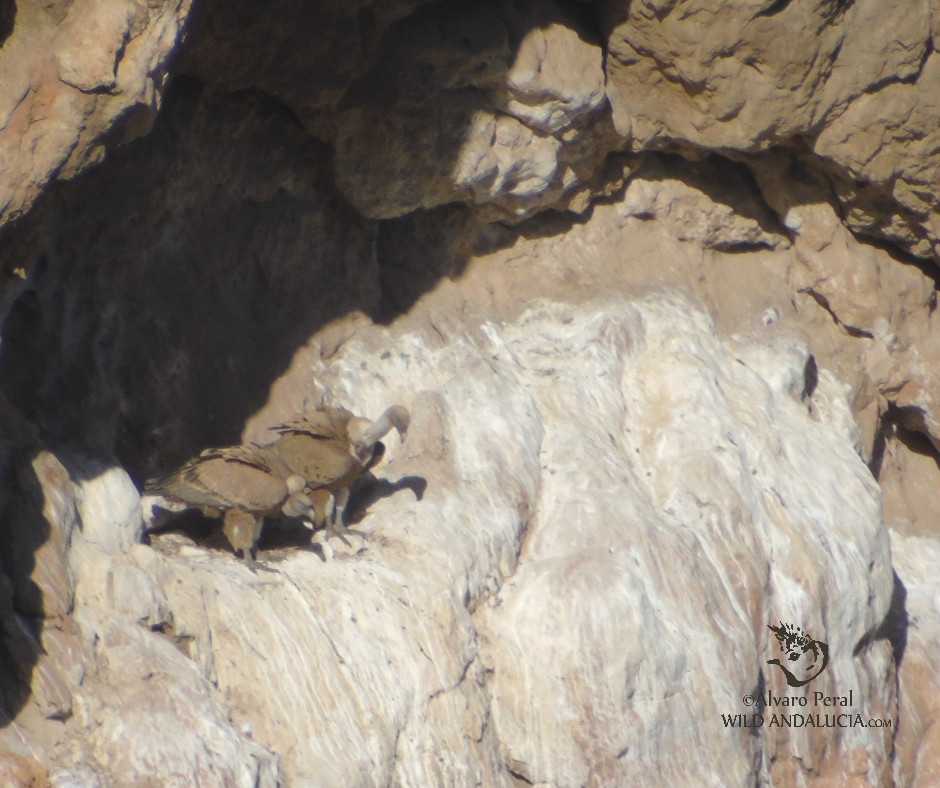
[30,293,897,787]
[888,532,940,788]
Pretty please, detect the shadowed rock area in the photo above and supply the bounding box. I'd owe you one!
[0,0,937,786]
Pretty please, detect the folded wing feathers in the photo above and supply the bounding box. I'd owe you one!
[271,430,361,489]
[147,444,294,513]
[272,407,354,440]
[145,405,405,534]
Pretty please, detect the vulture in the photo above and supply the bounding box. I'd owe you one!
[270,405,409,544]
[146,443,316,563]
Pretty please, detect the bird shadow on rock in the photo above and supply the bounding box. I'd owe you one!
[146,506,321,565]
[146,506,322,564]
[0,76,379,487]
[255,517,320,559]
[0,0,775,733]
[853,569,908,668]
[345,474,427,526]
[0,0,890,729]
[253,474,427,563]
[144,508,223,551]
[0,0,762,719]
[0,0,627,489]
[145,471,427,565]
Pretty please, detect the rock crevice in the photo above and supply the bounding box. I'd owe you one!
[0,0,937,785]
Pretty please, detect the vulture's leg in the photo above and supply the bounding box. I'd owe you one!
[224,509,261,564]
[327,487,353,547]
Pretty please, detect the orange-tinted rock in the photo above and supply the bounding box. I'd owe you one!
[0,751,50,788]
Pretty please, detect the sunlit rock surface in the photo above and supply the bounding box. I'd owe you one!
[601,0,939,258]
[0,0,937,785]
[0,0,193,227]
[2,293,910,786]
[889,533,940,788]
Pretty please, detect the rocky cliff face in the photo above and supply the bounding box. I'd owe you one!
[0,1,937,786]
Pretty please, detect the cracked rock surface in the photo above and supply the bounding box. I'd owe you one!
[0,0,937,785]
[0,292,906,786]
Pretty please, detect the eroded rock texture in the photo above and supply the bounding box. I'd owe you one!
[0,0,937,786]
[602,0,940,259]
[0,0,192,227]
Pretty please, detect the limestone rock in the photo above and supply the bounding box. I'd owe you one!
[334,0,615,220]
[1,201,934,785]
[473,298,893,787]
[889,533,940,788]
[602,0,931,151]
[73,465,144,556]
[601,0,938,260]
[1,0,936,271]
[0,446,275,785]
[76,611,278,788]
[814,51,940,260]
[0,751,49,788]
[49,770,104,788]
[0,2,936,784]
[2,451,79,621]
[0,84,379,481]
[618,155,788,251]
[68,465,169,627]
[0,0,193,227]
[750,150,940,454]
[186,294,898,785]
[173,0,428,141]
[504,20,606,135]
[878,421,940,539]
[73,550,171,631]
